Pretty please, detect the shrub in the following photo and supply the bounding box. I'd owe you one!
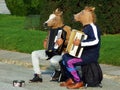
[5,0,26,16]
[5,0,120,34]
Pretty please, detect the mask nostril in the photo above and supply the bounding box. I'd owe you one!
[43,23,48,29]
[44,23,48,27]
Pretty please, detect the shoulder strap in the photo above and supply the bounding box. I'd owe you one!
[61,25,66,29]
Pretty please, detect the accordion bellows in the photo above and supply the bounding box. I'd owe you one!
[66,29,87,58]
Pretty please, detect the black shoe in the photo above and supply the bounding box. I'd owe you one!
[29,74,43,83]
[50,70,61,81]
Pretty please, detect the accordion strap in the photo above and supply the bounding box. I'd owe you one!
[61,25,66,29]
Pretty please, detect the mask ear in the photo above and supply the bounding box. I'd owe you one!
[54,8,63,16]
[58,11,63,16]
[55,8,59,12]
[91,7,95,11]
[85,6,95,12]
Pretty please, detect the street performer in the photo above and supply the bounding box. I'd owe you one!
[29,8,71,82]
[60,6,101,89]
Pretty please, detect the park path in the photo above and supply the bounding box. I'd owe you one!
[0,49,120,90]
[0,0,10,14]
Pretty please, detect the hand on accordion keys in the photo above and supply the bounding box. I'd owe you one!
[73,39,81,46]
[56,38,63,46]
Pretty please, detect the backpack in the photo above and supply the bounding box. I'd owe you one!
[81,62,103,88]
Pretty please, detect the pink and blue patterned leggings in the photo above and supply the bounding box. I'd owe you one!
[62,54,83,82]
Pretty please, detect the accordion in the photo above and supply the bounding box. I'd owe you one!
[46,28,66,58]
[66,29,87,58]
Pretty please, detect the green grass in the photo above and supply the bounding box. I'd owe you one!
[0,14,120,66]
[99,34,120,66]
[0,14,47,53]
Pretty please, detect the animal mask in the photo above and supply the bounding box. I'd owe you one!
[74,6,96,25]
[44,8,64,29]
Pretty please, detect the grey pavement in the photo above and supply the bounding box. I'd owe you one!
[0,0,10,14]
[0,49,120,90]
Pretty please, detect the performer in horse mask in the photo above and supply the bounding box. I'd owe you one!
[29,8,71,82]
[60,6,101,89]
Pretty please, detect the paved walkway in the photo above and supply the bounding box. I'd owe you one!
[0,49,120,90]
[0,0,10,14]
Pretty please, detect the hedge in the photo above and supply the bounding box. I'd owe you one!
[5,0,120,34]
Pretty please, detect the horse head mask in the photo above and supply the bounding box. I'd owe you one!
[74,6,96,25]
[44,8,64,29]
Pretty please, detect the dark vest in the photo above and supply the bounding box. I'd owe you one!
[46,26,67,59]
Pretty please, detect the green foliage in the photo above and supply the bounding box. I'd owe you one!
[96,0,120,34]
[5,0,26,16]
[5,0,120,33]
[23,0,43,15]
[5,0,46,15]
